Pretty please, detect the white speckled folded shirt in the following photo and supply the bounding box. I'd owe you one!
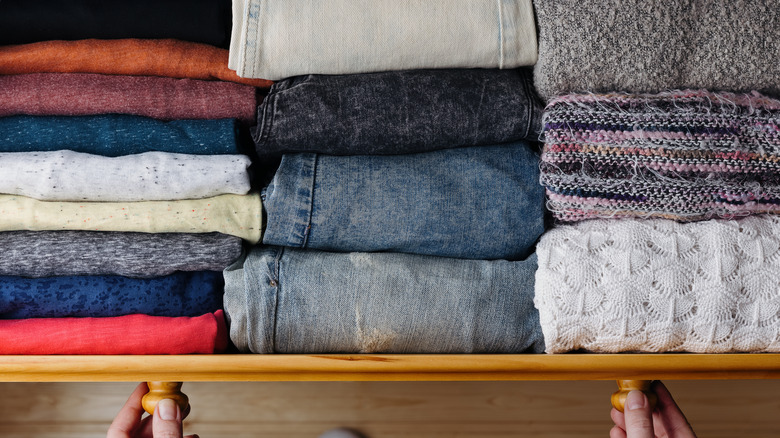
[0,150,251,201]
[0,192,263,243]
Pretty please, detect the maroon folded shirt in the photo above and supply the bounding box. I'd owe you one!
[0,310,228,354]
[0,73,257,123]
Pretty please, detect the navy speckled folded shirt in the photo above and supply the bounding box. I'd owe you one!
[0,270,224,319]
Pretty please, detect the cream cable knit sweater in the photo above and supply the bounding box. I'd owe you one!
[535,217,780,353]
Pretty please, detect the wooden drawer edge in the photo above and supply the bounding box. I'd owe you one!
[1,354,779,381]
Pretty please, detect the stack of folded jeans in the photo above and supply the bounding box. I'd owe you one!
[533,0,780,353]
[0,0,270,354]
[225,0,548,354]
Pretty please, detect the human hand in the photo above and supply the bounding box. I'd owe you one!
[610,380,696,438]
[107,382,198,438]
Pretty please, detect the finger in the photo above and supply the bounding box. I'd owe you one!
[610,425,627,438]
[652,381,697,437]
[107,383,149,438]
[152,399,184,438]
[623,390,654,438]
[610,407,626,430]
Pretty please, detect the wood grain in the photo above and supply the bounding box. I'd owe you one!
[2,354,780,381]
[1,380,779,437]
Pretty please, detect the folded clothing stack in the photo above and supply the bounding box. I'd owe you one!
[225,0,547,353]
[533,0,780,353]
[0,0,270,354]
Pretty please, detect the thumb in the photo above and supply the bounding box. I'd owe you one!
[153,399,183,438]
[624,390,654,438]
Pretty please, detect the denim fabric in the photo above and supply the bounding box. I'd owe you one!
[229,0,538,79]
[224,246,544,354]
[0,271,223,319]
[262,142,544,260]
[253,69,544,156]
[0,115,241,156]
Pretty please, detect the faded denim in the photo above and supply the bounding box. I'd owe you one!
[224,246,544,354]
[253,69,543,156]
[229,0,538,79]
[262,142,544,260]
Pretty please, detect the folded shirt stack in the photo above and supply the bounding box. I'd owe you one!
[533,0,780,353]
[0,0,271,354]
[225,0,547,354]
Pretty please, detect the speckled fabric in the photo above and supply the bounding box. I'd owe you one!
[0,270,224,319]
[0,231,242,278]
[0,192,263,243]
[533,0,780,100]
[0,114,241,156]
[0,150,251,201]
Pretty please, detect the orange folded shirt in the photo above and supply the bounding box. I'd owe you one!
[0,310,228,354]
[0,39,272,89]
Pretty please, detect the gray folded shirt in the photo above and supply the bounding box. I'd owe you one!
[0,231,243,278]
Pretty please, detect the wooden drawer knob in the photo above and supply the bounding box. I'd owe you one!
[611,380,658,412]
[141,382,189,416]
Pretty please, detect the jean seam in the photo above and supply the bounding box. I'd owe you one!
[300,154,318,248]
[253,81,277,148]
[497,0,505,69]
[522,71,534,140]
[245,0,263,78]
[271,246,283,353]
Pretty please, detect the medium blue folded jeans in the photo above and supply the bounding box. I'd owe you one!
[262,142,544,260]
[224,246,544,354]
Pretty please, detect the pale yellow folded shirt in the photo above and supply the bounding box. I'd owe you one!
[0,193,263,243]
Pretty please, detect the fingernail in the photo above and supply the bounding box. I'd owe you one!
[626,390,647,410]
[157,399,178,421]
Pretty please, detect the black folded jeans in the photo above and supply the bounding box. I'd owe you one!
[253,68,544,156]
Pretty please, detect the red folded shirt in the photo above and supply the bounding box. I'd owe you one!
[0,73,257,123]
[0,310,228,354]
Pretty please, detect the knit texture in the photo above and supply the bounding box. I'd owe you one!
[540,90,780,222]
[0,150,251,201]
[0,193,263,243]
[0,231,242,278]
[532,0,780,100]
[0,115,241,156]
[0,39,272,88]
[0,310,227,354]
[535,217,780,353]
[0,73,256,123]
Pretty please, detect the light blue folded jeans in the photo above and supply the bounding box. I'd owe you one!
[262,142,544,260]
[224,246,544,354]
